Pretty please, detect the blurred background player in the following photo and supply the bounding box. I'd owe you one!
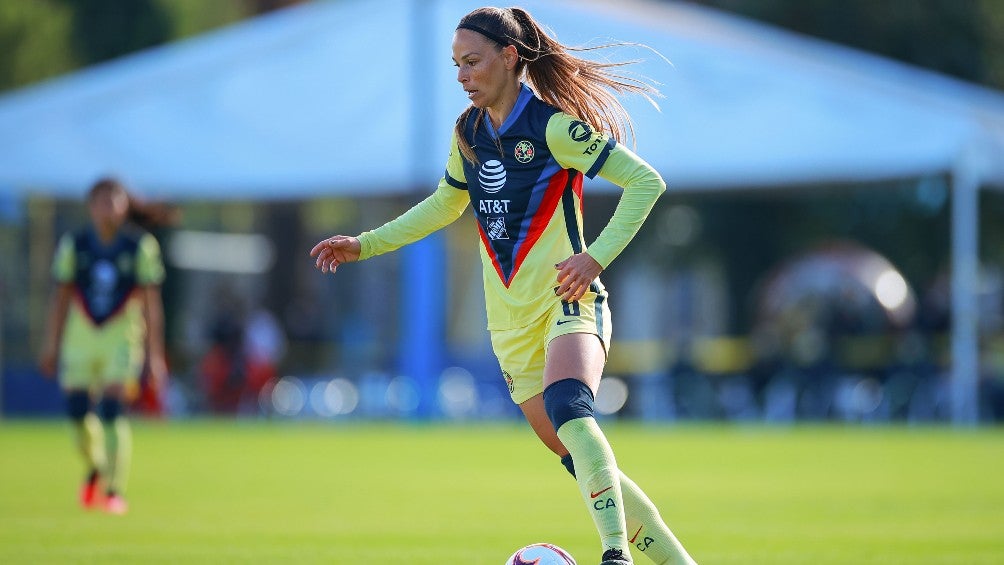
[311,6,697,564]
[39,177,174,514]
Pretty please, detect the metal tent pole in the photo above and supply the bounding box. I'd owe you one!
[399,0,444,419]
[950,163,980,425]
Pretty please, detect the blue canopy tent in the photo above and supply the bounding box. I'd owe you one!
[1,0,1003,421]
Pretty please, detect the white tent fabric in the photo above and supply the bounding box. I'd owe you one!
[2,0,1003,423]
[1,0,1002,198]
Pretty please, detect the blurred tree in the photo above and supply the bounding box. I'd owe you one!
[59,0,173,65]
[4,1,999,92]
[0,2,77,92]
[246,0,306,13]
[693,0,1004,90]
[0,0,304,94]
[168,0,303,39]
[983,0,1004,89]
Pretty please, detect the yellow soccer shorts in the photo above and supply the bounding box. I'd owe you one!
[490,288,612,405]
[59,311,146,392]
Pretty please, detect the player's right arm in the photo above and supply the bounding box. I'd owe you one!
[39,234,76,377]
[310,134,469,274]
[39,285,73,377]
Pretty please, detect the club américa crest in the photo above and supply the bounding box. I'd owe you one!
[514,140,534,163]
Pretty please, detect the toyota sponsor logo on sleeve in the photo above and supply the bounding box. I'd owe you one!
[568,120,592,142]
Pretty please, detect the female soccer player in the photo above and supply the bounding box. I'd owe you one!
[39,177,172,515]
[311,7,698,564]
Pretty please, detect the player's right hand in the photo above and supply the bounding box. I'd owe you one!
[310,235,361,274]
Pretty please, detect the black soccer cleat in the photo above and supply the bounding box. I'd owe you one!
[599,548,632,565]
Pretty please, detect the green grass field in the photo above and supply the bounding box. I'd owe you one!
[1,420,1002,564]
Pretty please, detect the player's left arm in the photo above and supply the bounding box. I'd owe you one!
[586,144,666,268]
[142,285,167,388]
[137,233,168,388]
[547,114,666,301]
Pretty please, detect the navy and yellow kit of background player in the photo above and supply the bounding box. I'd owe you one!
[358,84,665,403]
[52,225,165,390]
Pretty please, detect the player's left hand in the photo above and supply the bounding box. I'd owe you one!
[148,354,169,392]
[555,253,603,303]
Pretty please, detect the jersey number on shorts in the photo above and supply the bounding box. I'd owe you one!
[561,300,581,317]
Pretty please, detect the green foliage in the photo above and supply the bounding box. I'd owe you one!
[0,1,77,92]
[0,0,252,94]
[694,0,1004,90]
[3,1,1003,94]
[60,0,173,66]
[153,0,251,42]
[981,0,1004,90]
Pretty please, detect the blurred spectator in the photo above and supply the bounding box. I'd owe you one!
[198,287,287,415]
[199,287,246,414]
[243,306,287,409]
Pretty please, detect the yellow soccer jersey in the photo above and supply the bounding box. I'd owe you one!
[359,84,665,331]
[52,226,165,354]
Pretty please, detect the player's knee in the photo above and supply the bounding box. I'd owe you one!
[98,397,123,423]
[543,378,594,432]
[66,391,91,422]
[560,454,576,478]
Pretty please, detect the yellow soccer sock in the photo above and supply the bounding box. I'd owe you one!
[620,471,697,565]
[556,417,629,555]
[104,418,132,495]
[73,413,107,474]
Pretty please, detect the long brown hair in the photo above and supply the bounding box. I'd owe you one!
[454,6,661,165]
[88,176,180,230]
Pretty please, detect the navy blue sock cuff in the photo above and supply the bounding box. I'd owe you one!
[560,454,576,478]
[543,378,595,431]
[99,397,123,423]
[66,391,90,421]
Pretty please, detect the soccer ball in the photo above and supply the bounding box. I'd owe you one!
[505,542,577,565]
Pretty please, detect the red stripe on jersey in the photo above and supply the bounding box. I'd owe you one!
[72,286,139,327]
[573,172,584,213]
[507,168,569,287]
[477,221,507,285]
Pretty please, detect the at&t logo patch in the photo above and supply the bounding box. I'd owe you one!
[478,159,506,193]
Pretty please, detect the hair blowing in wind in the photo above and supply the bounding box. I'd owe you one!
[454,6,664,165]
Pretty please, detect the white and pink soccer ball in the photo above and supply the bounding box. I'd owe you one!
[505,542,577,565]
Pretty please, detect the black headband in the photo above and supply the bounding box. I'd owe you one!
[457,23,511,47]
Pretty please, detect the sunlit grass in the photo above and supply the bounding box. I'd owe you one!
[1,420,1001,564]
